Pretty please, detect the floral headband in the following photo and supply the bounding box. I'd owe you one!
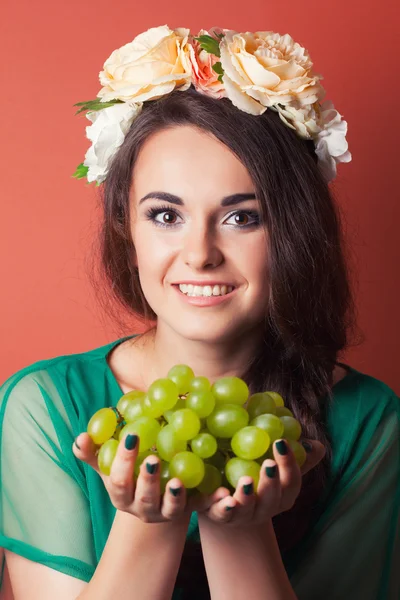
[72,25,352,186]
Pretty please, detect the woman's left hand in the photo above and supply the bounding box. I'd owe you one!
[197,438,326,526]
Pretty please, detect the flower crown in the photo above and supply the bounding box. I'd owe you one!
[72,25,352,186]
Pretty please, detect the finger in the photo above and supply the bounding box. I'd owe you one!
[299,440,327,475]
[160,478,187,520]
[255,459,281,519]
[232,476,257,515]
[273,439,302,512]
[203,493,237,523]
[132,454,162,521]
[190,487,231,514]
[72,432,101,473]
[108,433,139,510]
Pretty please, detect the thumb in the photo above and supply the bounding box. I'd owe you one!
[299,439,326,476]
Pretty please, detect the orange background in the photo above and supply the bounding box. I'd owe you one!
[1,1,399,393]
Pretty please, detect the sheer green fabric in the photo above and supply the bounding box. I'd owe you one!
[0,335,398,599]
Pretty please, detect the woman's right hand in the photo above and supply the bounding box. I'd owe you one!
[72,431,232,523]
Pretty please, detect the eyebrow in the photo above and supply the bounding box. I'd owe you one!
[138,191,257,207]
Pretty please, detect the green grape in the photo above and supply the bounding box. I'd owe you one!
[134,449,154,477]
[142,394,164,419]
[280,416,302,441]
[196,463,222,494]
[164,397,186,423]
[87,407,118,445]
[246,392,276,420]
[147,378,180,413]
[231,426,270,460]
[119,417,161,452]
[191,432,217,459]
[211,377,249,405]
[225,457,260,489]
[156,424,187,461]
[206,449,226,470]
[169,451,205,488]
[275,406,294,418]
[117,390,145,417]
[287,439,307,468]
[250,414,284,444]
[98,438,119,475]
[170,408,201,441]
[124,394,146,422]
[160,460,170,494]
[266,391,285,408]
[206,404,249,438]
[167,364,195,394]
[190,376,211,393]
[186,390,216,418]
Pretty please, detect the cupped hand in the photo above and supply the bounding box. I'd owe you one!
[72,432,230,524]
[198,438,326,526]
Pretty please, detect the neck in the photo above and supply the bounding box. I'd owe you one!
[139,322,264,387]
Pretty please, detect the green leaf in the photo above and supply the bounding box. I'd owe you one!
[73,98,123,116]
[72,163,89,179]
[212,62,224,76]
[193,34,221,57]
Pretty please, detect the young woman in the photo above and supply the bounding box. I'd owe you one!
[0,26,398,600]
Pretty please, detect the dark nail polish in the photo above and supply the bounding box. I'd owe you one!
[243,482,253,495]
[74,437,81,450]
[125,434,137,450]
[302,441,313,453]
[276,440,288,455]
[266,465,277,478]
[146,462,158,474]
[170,487,181,496]
[225,505,233,511]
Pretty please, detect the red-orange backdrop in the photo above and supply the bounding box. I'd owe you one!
[1,1,399,393]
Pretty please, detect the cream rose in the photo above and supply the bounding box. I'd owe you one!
[188,28,227,99]
[219,30,325,116]
[97,25,193,104]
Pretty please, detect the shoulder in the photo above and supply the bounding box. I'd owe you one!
[0,338,121,427]
[327,367,399,487]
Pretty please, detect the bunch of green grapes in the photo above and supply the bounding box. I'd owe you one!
[86,365,306,496]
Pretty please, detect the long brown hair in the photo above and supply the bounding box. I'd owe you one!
[86,86,364,597]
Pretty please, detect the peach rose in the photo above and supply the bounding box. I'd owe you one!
[219,30,326,116]
[97,25,193,104]
[188,28,227,99]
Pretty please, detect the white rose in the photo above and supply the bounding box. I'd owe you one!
[83,102,142,184]
[97,25,192,104]
[314,100,352,183]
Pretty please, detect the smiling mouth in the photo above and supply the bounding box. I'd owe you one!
[175,283,235,297]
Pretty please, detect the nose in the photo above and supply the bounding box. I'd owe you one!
[181,223,223,270]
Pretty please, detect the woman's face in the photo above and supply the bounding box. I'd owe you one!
[129,125,270,344]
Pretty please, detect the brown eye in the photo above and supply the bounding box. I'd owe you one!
[162,211,177,224]
[234,212,249,225]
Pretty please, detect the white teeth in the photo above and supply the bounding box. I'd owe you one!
[178,284,234,297]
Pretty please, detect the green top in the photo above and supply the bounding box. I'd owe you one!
[0,335,399,599]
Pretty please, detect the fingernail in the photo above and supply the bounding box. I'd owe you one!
[302,441,313,453]
[276,440,288,455]
[243,482,253,495]
[74,436,81,450]
[146,462,158,474]
[225,505,234,511]
[125,434,138,450]
[170,487,181,496]
[266,465,277,478]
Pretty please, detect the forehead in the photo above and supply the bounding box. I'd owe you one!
[130,125,254,202]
